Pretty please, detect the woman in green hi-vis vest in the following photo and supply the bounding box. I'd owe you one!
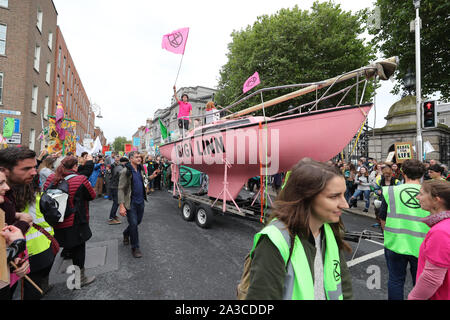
[245,159,353,300]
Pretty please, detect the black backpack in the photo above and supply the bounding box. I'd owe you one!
[39,174,77,226]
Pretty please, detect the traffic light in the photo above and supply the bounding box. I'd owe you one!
[422,100,437,128]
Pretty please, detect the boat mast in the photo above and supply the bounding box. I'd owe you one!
[224,56,398,119]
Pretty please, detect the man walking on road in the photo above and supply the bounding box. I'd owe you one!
[108,156,128,225]
[379,159,430,300]
[118,151,158,258]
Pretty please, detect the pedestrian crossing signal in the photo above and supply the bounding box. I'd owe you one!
[422,100,436,128]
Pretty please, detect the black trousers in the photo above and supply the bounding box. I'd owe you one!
[71,242,86,270]
[23,265,52,300]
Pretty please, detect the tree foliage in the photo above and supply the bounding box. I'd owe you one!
[215,1,376,116]
[368,0,450,100]
[112,136,131,152]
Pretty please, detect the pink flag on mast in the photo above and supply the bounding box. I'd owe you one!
[162,27,190,55]
[55,95,66,140]
[243,72,261,93]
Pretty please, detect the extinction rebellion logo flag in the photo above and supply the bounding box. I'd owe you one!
[161,27,190,55]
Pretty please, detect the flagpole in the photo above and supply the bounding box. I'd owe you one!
[174,54,185,87]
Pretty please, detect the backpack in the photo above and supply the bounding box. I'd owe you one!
[236,233,294,300]
[39,174,78,226]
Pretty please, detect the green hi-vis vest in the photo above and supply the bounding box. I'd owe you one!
[250,219,343,300]
[25,194,54,257]
[382,184,430,258]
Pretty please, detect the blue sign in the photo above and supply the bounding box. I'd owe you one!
[133,137,140,147]
[14,119,20,133]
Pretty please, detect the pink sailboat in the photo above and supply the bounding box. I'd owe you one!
[161,103,372,200]
[159,56,398,226]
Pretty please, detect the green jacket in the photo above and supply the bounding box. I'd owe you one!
[246,226,353,300]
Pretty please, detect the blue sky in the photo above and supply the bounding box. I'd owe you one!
[52,0,405,143]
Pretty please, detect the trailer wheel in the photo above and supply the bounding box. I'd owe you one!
[195,204,214,229]
[181,200,196,221]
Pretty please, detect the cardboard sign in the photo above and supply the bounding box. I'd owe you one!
[0,208,9,285]
[386,151,396,163]
[394,142,413,163]
[125,144,132,153]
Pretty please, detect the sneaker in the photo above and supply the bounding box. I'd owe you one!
[132,248,142,258]
[150,188,155,192]
[108,219,121,225]
[363,208,368,213]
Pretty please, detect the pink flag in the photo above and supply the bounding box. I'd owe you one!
[243,72,261,93]
[162,27,190,55]
[55,95,66,141]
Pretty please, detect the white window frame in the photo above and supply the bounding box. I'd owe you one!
[0,72,3,105]
[48,31,53,50]
[44,96,49,120]
[36,8,43,32]
[34,45,41,72]
[31,85,38,113]
[0,24,6,55]
[63,56,66,76]
[29,128,36,151]
[45,61,51,84]
[58,47,61,68]
[0,0,8,9]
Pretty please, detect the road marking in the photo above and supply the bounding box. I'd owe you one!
[365,239,384,246]
[347,249,385,268]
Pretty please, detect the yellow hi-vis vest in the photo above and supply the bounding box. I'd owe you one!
[382,184,430,258]
[251,219,343,300]
[25,194,54,257]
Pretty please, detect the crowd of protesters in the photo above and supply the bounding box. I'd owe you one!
[1,145,449,301]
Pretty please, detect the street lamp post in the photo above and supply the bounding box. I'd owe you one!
[413,0,423,161]
[86,102,102,139]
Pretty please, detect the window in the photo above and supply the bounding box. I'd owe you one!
[45,62,51,83]
[36,9,43,32]
[56,75,60,96]
[0,24,6,55]
[31,86,38,113]
[44,96,49,120]
[63,56,66,76]
[58,47,61,68]
[48,31,53,50]
[0,0,8,8]
[61,82,64,99]
[68,66,71,84]
[0,72,3,104]
[34,45,40,71]
[29,129,36,151]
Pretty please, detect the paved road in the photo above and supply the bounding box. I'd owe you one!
[43,190,414,300]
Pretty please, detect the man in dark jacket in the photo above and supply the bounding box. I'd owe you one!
[118,152,158,258]
[108,157,128,225]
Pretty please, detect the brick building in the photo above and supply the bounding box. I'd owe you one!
[52,25,94,141]
[93,126,106,147]
[0,0,100,152]
[0,0,57,151]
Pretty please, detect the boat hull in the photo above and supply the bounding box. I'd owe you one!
[160,104,372,200]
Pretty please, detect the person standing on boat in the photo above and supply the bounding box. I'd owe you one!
[173,85,192,138]
[244,159,353,300]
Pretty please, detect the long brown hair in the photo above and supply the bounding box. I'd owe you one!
[421,180,450,210]
[270,158,351,253]
[53,156,79,185]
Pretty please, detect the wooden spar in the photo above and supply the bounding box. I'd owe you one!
[224,56,398,119]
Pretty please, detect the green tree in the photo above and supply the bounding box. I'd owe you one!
[215,1,376,116]
[112,136,131,152]
[368,0,450,100]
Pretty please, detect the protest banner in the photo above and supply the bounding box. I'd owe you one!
[394,142,413,163]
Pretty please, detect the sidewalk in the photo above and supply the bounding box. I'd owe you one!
[343,199,377,220]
